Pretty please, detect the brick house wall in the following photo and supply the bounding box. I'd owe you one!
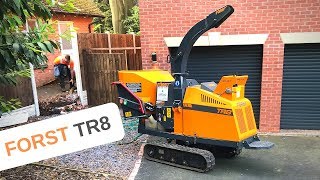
[139,0,320,132]
[34,13,94,87]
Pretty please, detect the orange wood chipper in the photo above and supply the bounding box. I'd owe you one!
[113,5,274,172]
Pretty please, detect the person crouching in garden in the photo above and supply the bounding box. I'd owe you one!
[53,54,75,92]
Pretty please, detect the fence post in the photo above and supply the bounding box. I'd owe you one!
[82,49,90,106]
[73,33,85,105]
[107,32,112,54]
[29,63,40,116]
[131,32,136,54]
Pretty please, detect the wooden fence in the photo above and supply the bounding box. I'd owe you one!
[83,52,126,106]
[78,33,142,90]
[0,77,33,106]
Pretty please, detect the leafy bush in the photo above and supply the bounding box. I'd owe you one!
[0,0,62,114]
[123,6,140,34]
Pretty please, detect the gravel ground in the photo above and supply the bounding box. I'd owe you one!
[0,117,147,179]
[1,81,146,179]
[0,164,109,180]
[37,80,66,100]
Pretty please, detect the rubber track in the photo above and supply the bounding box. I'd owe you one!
[144,142,215,172]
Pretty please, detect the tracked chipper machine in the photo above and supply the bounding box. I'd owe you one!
[113,5,274,172]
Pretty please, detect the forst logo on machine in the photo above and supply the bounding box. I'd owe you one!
[183,103,192,108]
[215,6,227,14]
[217,108,233,116]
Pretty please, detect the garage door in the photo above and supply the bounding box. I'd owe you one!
[170,45,263,125]
[281,44,320,130]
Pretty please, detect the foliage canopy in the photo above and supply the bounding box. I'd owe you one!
[0,0,73,115]
[94,0,140,34]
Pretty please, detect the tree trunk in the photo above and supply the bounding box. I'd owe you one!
[124,0,134,16]
[109,0,123,33]
[109,0,134,34]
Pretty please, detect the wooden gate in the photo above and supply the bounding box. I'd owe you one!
[78,33,142,90]
[83,51,126,106]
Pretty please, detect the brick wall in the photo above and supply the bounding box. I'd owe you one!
[34,13,94,87]
[139,0,320,132]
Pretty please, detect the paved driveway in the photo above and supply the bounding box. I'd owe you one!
[134,136,320,180]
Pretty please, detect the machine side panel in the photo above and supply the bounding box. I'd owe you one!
[182,86,258,142]
[182,87,240,141]
[182,109,239,141]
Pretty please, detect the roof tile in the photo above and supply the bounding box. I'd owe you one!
[51,0,104,17]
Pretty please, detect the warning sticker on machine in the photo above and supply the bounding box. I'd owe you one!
[126,83,142,93]
[157,83,170,101]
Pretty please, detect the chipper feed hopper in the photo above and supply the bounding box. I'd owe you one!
[113,5,274,172]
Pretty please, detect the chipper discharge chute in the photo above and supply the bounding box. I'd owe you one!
[113,5,274,172]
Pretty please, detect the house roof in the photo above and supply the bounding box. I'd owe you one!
[51,0,104,17]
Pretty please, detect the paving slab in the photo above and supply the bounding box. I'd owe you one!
[134,136,320,180]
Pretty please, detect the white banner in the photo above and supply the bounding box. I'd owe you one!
[0,103,124,171]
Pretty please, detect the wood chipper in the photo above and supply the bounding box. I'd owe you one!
[113,5,274,172]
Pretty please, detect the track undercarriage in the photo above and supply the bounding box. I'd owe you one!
[144,142,215,172]
[143,139,245,172]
